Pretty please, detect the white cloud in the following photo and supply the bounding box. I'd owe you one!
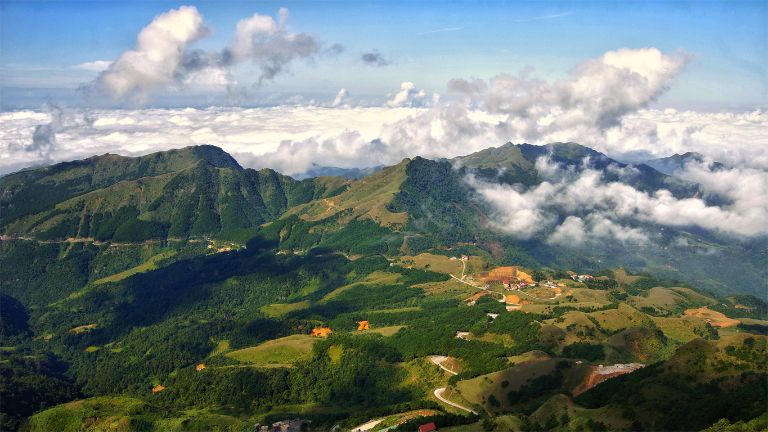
[80,7,328,105]
[0,105,424,176]
[70,61,113,72]
[91,6,214,104]
[221,9,322,86]
[332,88,349,107]
[387,82,426,108]
[467,156,768,241]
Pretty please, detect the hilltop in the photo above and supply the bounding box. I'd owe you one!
[1,143,766,431]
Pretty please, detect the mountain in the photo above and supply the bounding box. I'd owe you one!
[453,142,701,199]
[644,151,726,175]
[2,143,764,299]
[1,142,766,431]
[1,145,349,242]
[292,163,385,180]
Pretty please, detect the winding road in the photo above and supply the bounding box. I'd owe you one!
[430,356,458,375]
[433,388,477,415]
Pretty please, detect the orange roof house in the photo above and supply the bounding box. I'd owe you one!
[311,327,332,337]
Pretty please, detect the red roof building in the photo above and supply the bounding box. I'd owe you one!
[419,422,437,432]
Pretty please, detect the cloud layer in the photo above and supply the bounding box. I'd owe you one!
[83,7,327,105]
[3,46,766,242]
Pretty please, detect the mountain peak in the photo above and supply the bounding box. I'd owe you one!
[189,145,242,169]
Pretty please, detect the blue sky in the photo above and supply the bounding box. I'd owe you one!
[1,1,765,110]
[1,2,767,240]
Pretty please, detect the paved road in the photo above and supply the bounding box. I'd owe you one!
[433,388,477,415]
[430,356,458,375]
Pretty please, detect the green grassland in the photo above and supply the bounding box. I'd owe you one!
[225,335,318,365]
[95,250,177,284]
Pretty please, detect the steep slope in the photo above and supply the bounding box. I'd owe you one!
[284,159,410,227]
[0,146,339,242]
[0,145,239,224]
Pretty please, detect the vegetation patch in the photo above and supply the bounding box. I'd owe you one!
[225,335,318,365]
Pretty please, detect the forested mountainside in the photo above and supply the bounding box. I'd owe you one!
[1,144,766,431]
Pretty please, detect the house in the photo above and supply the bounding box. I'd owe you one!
[311,327,332,337]
[419,422,437,432]
[196,364,206,372]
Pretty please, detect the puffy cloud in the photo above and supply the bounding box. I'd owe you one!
[90,6,217,104]
[548,216,586,246]
[361,50,390,67]
[484,48,694,130]
[467,156,768,241]
[221,9,322,86]
[82,7,329,105]
[364,48,702,164]
[386,82,426,108]
[331,88,349,107]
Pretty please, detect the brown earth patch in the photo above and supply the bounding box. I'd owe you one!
[467,292,493,303]
[477,266,518,281]
[683,307,740,327]
[506,295,520,304]
[357,321,370,330]
[572,367,634,397]
[517,271,535,284]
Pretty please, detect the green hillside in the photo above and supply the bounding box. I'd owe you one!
[1,144,767,431]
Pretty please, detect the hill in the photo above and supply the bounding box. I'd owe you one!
[1,143,767,431]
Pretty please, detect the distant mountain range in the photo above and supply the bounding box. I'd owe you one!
[0,142,763,297]
[292,163,386,180]
[1,142,766,432]
[643,151,726,175]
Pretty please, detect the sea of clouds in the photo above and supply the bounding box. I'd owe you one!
[1,5,766,244]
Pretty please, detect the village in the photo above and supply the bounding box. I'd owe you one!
[448,255,592,313]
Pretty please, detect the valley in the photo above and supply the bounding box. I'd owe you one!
[1,144,766,432]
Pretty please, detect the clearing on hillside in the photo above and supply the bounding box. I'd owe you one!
[225,335,318,366]
[397,253,465,275]
[94,250,177,285]
[684,307,740,327]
